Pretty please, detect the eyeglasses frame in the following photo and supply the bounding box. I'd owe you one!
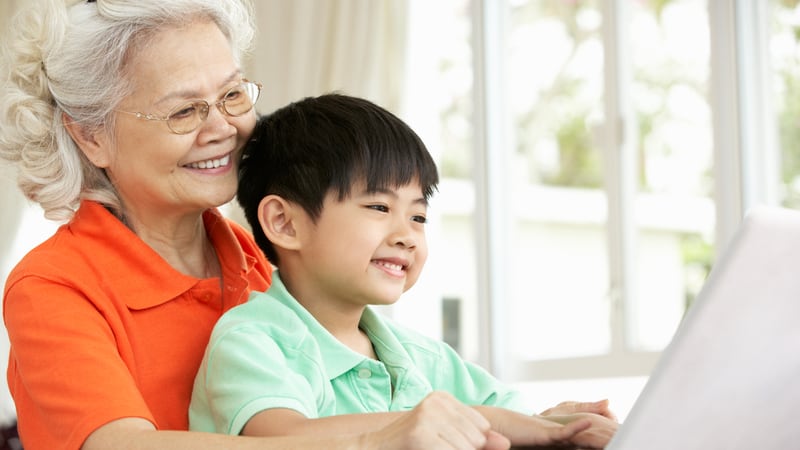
[116,79,262,135]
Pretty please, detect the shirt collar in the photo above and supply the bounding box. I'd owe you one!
[70,201,255,310]
[269,271,421,380]
[269,272,367,378]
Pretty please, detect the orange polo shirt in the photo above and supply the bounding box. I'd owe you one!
[3,200,272,450]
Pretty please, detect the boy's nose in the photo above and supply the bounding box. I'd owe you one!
[390,222,416,249]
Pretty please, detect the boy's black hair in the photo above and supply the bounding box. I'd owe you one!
[237,93,440,264]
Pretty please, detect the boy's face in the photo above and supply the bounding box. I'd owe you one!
[294,181,429,310]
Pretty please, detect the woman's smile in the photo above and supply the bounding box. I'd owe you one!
[184,152,232,170]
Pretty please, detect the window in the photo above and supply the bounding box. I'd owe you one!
[399,0,787,418]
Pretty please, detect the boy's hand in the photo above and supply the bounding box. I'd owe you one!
[368,391,512,449]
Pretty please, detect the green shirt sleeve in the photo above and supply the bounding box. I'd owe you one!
[190,292,333,434]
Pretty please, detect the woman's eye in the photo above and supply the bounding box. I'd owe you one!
[169,104,198,120]
[412,215,427,224]
[225,87,244,101]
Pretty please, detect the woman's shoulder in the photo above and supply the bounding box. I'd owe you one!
[6,220,87,285]
[2,215,119,323]
[7,202,147,285]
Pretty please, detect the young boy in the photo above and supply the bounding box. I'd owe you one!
[189,93,616,447]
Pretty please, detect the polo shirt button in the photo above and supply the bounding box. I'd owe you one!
[357,368,372,379]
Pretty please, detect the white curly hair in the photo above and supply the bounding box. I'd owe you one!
[0,0,255,221]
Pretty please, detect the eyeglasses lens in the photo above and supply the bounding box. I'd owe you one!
[166,82,261,134]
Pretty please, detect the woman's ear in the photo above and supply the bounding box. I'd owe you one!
[258,195,303,251]
[62,112,111,168]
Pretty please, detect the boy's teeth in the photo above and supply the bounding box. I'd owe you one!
[378,261,403,271]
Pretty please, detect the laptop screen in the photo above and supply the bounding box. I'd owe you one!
[607,206,800,450]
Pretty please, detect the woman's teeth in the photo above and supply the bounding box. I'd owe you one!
[187,154,230,169]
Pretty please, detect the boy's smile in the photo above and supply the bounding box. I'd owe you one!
[371,258,409,278]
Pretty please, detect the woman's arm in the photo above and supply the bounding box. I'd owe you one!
[81,417,372,450]
[84,393,521,450]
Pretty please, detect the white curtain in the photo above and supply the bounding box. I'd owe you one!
[249,0,408,114]
[0,0,410,423]
[226,0,410,225]
[0,0,32,426]
[0,5,27,254]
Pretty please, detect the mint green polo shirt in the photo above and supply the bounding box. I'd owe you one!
[189,271,530,435]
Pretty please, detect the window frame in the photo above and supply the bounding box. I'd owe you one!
[471,0,779,382]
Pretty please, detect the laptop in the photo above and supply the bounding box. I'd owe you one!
[607,206,800,450]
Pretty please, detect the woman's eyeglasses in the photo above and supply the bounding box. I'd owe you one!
[116,80,262,135]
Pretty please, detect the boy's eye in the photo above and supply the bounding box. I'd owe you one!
[412,215,427,224]
[367,204,389,213]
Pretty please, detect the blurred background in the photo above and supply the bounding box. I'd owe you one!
[2,0,800,425]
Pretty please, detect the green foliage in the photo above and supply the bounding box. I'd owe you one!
[773,0,800,209]
[544,115,603,187]
[779,73,800,208]
[648,0,673,18]
[680,233,713,311]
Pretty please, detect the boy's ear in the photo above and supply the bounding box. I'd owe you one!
[62,112,111,168]
[257,195,303,251]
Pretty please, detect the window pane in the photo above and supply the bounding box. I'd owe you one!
[407,0,716,372]
[437,0,475,180]
[404,0,482,361]
[508,0,611,360]
[629,0,714,351]
[770,0,800,208]
[511,1,604,189]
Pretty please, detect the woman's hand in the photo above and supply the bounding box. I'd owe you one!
[540,400,618,422]
[538,411,618,449]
